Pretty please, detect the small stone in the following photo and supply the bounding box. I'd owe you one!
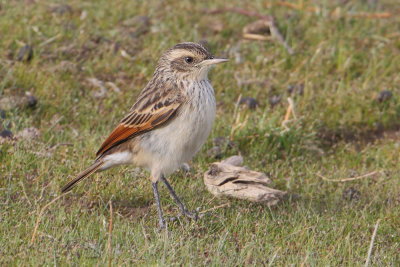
[16,44,33,62]
[377,90,392,102]
[269,95,282,106]
[239,97,258,109]
[26,94,38,108]
[0,129,12,138]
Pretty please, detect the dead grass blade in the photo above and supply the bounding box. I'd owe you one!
[314,170,379,182]
[20,181,32,206]
[30,191,71,246]
[281,97,297,134]
[107,200,113,267]
[199,203,230,215]
[243,33,271,41]
[365,219,381,267]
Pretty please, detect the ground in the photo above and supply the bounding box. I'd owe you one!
[1,0,400,265]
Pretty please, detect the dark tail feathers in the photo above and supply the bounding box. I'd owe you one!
[61,160,104,193]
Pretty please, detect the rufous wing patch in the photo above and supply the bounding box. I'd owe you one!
[96,107,178,157]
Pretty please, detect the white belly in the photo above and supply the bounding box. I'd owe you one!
[137,80,216,177]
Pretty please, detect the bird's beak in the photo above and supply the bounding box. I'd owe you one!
[198,58,229,67]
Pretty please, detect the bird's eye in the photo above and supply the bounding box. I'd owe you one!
[184,57,194,64]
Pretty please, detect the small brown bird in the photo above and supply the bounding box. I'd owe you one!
[62,42,228,228]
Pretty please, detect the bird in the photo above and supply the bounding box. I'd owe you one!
[61,42,228,228]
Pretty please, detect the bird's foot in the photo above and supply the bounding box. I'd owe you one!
[157,218,167,232]
[180,208,198,221]
[167,208,199,223]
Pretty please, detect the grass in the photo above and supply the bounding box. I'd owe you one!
[1,0,400,265]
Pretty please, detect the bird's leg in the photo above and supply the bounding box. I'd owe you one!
[151,181,166,229]
[160,175,198,220]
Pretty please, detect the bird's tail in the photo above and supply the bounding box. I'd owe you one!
[61,160,105,193]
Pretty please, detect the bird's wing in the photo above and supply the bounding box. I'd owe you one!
[96,83,183,157]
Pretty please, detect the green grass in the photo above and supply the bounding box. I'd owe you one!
[1,0,400,265]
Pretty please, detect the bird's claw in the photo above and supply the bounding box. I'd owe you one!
[166,209,199,223]
[181,209,198,221]
[157,219,170,233]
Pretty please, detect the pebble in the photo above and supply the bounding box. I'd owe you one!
[0,129,12,138]
[377,90,392,102]
[239,97,258,109]
[26,94,38,108]
[16,44,33,62]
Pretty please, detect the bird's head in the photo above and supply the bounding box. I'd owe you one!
[158,42,228,81]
